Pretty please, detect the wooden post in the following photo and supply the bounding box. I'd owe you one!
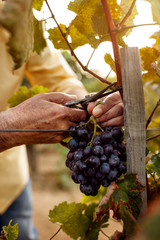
[121,47,147,214]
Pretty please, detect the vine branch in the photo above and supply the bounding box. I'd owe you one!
[146,134,160,142]
[101,0,122,88]
[119,0,136,28]
[45,0,112,85]
[146,99,160,129]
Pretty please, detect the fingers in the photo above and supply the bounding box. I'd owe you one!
[40,92,77,104]
[64,105,87,123]
[95,103,124,125]
[87,92,124,127]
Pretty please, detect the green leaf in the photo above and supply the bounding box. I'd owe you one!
[1,220,19,240]
[33,0,44,11]
[8,85,49,107]
[104,53,116,72]
[146,0,160,23]
[33,16,46,54]
[0,0,33,69]
[49,201,90,239]
[151,153,160,177]
[48,25,69,50]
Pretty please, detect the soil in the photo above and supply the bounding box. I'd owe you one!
[30,145,122,240]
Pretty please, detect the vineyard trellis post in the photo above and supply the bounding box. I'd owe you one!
[121,47,147,214]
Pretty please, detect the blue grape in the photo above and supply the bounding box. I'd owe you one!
[92,145,104,157]
[88,155,100,168]
[100,162,110,175]
[68,138,79,151]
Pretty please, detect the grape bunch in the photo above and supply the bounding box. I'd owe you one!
[65,123,126,196]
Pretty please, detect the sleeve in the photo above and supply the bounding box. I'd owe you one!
[25,46,85,93]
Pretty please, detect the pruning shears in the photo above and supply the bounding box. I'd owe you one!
[64,82,122,110]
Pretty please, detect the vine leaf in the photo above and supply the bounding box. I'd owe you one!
[49,201,109,240]
[0,220,19,240]
[96,174,144,236]
[151,153,160,177]
[48,24,69,50]
[32,0,44,11]
[0,0,33,69]
[104,53,116,72]
[146,0,160,24]
[140,47,160,82]
[8,85,49,108]
[33,16,46,54]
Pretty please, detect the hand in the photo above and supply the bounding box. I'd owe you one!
[87,92,124,127]
[0,92,87,151]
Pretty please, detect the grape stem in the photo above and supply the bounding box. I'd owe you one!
[83,115,104,147]
[48,226,62,240]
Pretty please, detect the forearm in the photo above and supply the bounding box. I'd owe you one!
[0,110,20,152]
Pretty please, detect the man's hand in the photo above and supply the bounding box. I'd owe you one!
[0,92,87,152]
[87,92,124,127]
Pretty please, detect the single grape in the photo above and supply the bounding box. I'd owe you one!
[118,161,127,174]
[95,171,104,181]
[71,172,79,183]
[67,151,74,161]
[79,140,87,149]
[100,155,107,162]
[108,154,120,168]
[77,174,87,184]
[101,131,113,144]
[68,138,79,151]
[117,142,126,153]
[77,127,89,140]
[85,167,96,177]
[101,178,110,187]
[100,162,110,175]
[92,134,101,146]
[74,149,84,161]
[111,127,124,140]
[103,144,113,156]
[104,126,112,132]
[68,125,77,137]
[83,146,91,158]
[80,184,94,196]
[65,159,71,168]
[78,161,87,172]
[92,145,104,157]
[87,155,100,168]
[107,169,118,181]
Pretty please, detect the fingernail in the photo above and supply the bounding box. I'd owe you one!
[93,107,103,117]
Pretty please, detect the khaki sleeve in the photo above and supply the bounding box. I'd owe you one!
[25,46,85,93]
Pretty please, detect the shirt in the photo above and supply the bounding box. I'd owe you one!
[0,0,85,214]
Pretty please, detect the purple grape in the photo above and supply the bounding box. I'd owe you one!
[92,135,101,146]
[65,159,71,168]
[104,126,113,132]
[77,127,89,140]
[67,151,74,161]
[100,162,110,175]
[77,174,87,184]
[83,146,91,158]
[117,142,126,153]
[69,138,79,151]
[100,155,107,162]
[69,125,77,137]
[72,172,79,183]
[87,155,100,168]
[74,149,84,161]
[78,161,87,172]
[108,154,120,168]
[118,161,127,174]
[101,131,113,144]
[101,178,110,187]
[107,169,118,181]
[103,144,113,156]
[79,140,87,149]
[85,168,96,177]
[111,127,124,140]
[92,145,104,157]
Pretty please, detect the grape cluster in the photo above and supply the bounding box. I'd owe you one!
[65,123,126,196]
